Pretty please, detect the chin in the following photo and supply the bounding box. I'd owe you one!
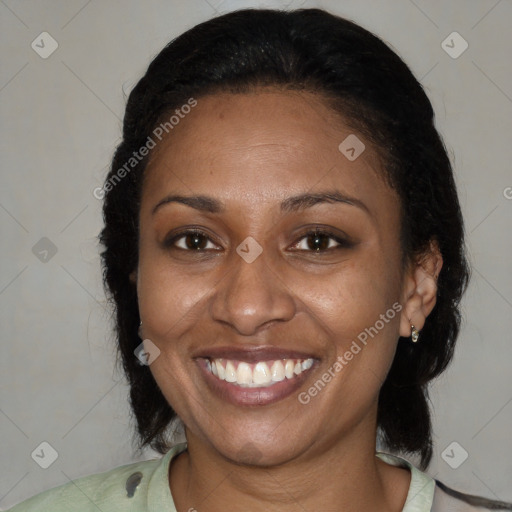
[205,424,313,468]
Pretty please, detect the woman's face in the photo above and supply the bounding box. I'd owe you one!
[136,90,411,466]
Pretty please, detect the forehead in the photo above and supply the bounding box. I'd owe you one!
[142,90,398,218]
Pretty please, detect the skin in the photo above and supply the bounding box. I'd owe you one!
[134,89,442,511]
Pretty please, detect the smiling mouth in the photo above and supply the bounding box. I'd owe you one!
[205,357,314,388]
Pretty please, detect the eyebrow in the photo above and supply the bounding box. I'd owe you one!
[152,190,370,216]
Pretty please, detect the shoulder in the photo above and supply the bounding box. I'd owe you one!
[7,458,161,512]
[433,480,512,511]
[7,444,185,512]
[376,451,512,512]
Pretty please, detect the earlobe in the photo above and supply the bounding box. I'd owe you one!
[129,270,137,284]
[399,241,443,338]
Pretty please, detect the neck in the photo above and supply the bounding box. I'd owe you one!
[169,422,410,512]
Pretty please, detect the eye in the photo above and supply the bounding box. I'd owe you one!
[290,229,353,252]
[164,229,220,251]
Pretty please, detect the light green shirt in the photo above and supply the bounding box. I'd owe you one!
[5,443,479,511]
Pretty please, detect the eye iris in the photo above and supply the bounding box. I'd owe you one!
[185,233,207,250]
[307,233,329,251]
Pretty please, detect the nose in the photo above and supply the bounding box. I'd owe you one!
[210,251,296,336]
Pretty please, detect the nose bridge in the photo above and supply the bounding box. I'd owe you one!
[211,249,295,335]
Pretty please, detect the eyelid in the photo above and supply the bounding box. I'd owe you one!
[288,227,354,252]
[163,227,222,250]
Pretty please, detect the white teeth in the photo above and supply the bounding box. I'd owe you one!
[253,362,271,385]
[215,360,225,380]
[270,360,285,382]
[208,357,314,387]
[302,358,313,371]
[285,360,295,379]
[225,361,237,382]
[236,362,252,385]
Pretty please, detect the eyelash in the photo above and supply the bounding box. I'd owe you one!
[163,228,353,253]
[290,228,353,252]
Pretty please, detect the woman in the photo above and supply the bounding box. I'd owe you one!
[9,8,512,512]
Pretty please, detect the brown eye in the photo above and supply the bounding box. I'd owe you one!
[164,230,219,251]
[291,230,352,252]
[182,232,209,250]
[305,233,331,251]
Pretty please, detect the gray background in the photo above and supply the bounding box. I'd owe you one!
[1,0,511,508]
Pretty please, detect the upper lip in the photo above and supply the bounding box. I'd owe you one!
[193,346,317,362]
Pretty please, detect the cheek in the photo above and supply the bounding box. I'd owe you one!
[299,259,402,342]
[299,257,403,401]
[136,254,215,342]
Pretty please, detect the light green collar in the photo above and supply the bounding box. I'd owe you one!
[376,452,435,511]
[147,443,185,511]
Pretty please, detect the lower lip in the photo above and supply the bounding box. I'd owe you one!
[196,359,314,407]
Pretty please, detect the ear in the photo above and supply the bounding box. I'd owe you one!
[399,240,443,338]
